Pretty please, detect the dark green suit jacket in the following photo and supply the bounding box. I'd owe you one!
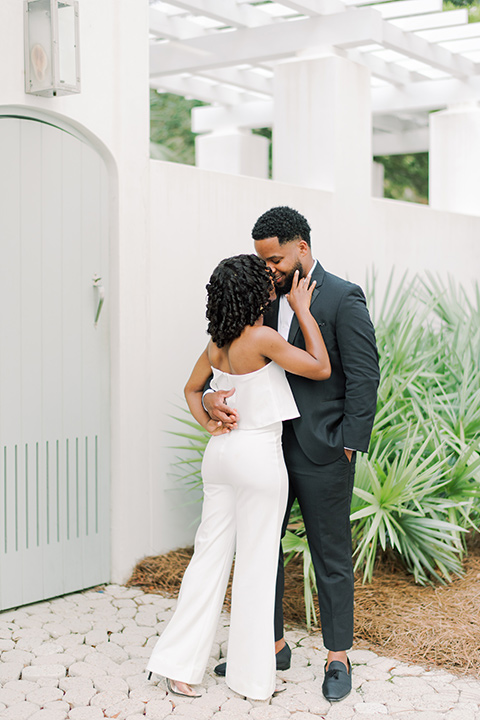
[265,262,380,465]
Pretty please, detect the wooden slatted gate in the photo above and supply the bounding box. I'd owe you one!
[0,116,110,609]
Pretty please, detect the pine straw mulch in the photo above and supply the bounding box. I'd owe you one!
[127,540,480,676]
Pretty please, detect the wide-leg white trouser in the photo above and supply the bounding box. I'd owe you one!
[146,421,288,700]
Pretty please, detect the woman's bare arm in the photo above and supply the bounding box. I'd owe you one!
[257,272,331,380]
[184,347,230,435]
[203,272,330,423]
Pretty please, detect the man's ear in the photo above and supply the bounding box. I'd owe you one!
[297,239,310,257]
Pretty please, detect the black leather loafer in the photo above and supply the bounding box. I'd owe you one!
[275,642,292,670]
[214,642,292,677]
[322,658,352,702]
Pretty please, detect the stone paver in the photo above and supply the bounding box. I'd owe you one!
[1,585,480,719]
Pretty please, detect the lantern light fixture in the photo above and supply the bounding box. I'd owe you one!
[24,0,80,97]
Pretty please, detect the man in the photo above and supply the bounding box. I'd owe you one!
[204,206,379,702]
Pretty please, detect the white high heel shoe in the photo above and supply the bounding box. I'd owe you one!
[166,677,202,698]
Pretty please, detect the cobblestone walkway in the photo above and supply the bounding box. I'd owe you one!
[1,584,480,720]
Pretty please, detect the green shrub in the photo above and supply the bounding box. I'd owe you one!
[351,272,480,588]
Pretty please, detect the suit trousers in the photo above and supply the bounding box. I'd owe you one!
[274,420,356,651]
[146,421,288,700]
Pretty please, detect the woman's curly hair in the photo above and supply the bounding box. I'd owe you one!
[206,254,273,348]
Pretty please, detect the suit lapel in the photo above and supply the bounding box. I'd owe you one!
[288,262,326,345]
[288,308,300,344]
[264,298,279,330]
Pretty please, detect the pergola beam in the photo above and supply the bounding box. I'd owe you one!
[151,48,418,102]
[417,22,480,43]
[344,48,419,85]
[192,100,273,132]
[373,128,429,155]
[154,51,417,98]
[270,0,345,15]
[164,0,272,28]
[149,7,208,40]
[151,75,259,105]
[440,38,480,54]
[372,74,480,113]
[150,10,384,76]
[197,67,273,97]
[373,113,426,134]
[191,73,480,131]
[391,9,468,31]
[370,0,442,20]
[379,20,476,78]
[150,9,476,80]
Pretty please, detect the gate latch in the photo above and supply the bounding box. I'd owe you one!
[93,274,105,328]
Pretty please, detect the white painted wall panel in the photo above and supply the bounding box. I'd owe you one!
[41,124,65,599]
[80,142,106,586]
[61,131,85,593]
[0,118,23,609]
[0,118,110,609]
[20,120,45,604]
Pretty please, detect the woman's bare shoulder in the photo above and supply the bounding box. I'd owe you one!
[206,339,218,360]
[248,324,278,339]
[243,325,286,356]
[207,340,229,369]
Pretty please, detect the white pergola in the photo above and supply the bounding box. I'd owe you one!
[149,0,480,210]
[149,1,479,153]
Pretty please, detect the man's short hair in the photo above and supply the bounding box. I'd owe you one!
[252,206,311,247]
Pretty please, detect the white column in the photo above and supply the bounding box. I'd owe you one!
[429,103,480,216]
[195,129,269,179]
[106,0,151,584]
[273,56,372,195]
[372,161,384,198]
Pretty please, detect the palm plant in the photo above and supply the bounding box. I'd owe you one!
[282,528,318,629]
[168,406,209,497]
[351,428,466,584]
[350,272,480,586]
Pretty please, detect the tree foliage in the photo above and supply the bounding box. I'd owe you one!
[444,0,480,21]
[150,90,205,164]
[252,127,273,178]
[374,153,429,204]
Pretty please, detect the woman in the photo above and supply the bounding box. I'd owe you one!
[146,254,330,700]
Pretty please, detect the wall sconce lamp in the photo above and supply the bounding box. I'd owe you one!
[24,0,80,97]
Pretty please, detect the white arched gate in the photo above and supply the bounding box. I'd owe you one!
[0,116,110,609]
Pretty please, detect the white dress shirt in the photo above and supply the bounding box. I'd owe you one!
[277,260,317,340]
[277,259,354,454]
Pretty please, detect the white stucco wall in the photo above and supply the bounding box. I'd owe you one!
[148,160,480,565]
[148,162,334,559]
[2,0,480,586]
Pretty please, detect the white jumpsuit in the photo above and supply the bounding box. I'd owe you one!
[146,361,299,700]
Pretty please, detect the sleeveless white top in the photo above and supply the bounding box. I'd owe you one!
[211,361,300,430]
